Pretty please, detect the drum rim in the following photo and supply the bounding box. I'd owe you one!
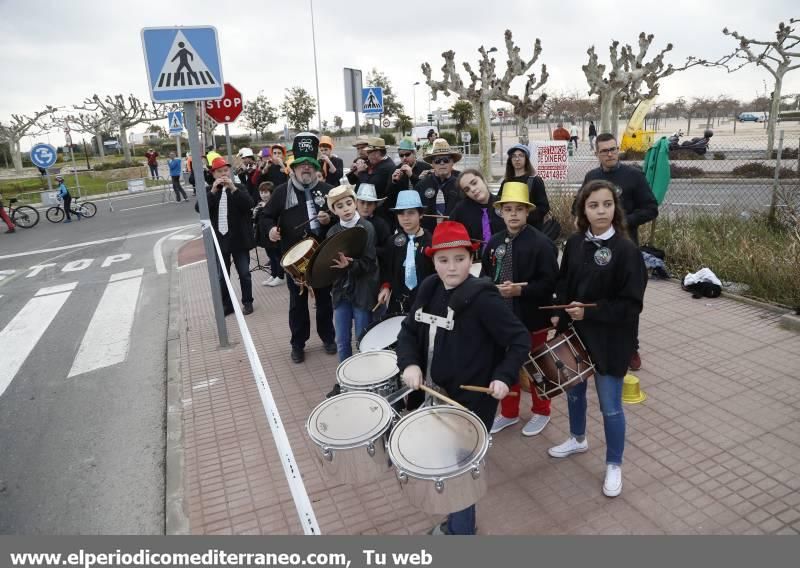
[282,239,316,265]
[357,315,406,351]
[306,391,394,449]
[387,406,489,479]
[336,350,399,387]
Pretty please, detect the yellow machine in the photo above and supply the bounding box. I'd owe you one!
[620,97,657,152]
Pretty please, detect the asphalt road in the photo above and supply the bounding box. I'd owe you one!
[0,188,201,534]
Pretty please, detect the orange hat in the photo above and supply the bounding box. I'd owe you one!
[320,135,334,149]
[210,157,230,171]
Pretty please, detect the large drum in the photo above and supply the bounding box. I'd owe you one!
[336,350,400,398]
[280,238,318,283]
[358,315,406,352]
[388,406,490,515]
[306,391,394,485]
[522,327,595,400]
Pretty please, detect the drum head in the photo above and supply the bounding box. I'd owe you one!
[469,263,482,278]
[307,392,393,450]
[282,239,315,266]
[388,406,489,479]
[337,350,398,389]
[359,316,405,352]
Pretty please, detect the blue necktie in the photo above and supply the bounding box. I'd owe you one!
[404,235,417,290]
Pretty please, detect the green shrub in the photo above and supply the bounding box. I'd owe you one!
[771,147,799,160]
[379,131,396,145]
[669,149,704,160]
[620,150,646,161]
[439,131,457,146]
[92,160,143,171]
[713,152,726,160]
[732,162,776,178]
[671,165,704,178]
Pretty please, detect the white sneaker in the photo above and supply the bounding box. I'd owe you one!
[548,436,589,458]
[603,464,622,497]
[267,276,284,287]
[521,414,550,437]
[490,415,519,434]
[262,276,276,286]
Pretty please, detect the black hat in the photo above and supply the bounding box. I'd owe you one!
[291,132,321,170]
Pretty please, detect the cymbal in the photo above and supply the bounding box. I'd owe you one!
[306,226,368,289]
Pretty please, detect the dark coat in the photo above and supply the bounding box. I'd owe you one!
[450,195,506,244]
[363,214,392,262]
[555,231,647,377]
[395,275,530,429]
[205,184,255,253]
[379,229,435,313]
[322,156,345,187]
[327,218,379,311]
[481,225,558,331]
[346,156,396,200]
[259,164,289,187]
[498,175,550,230]
[261,179,334,253]
[414,171,462,232]
[386,160,433,210]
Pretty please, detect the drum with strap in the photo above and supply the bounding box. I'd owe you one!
[521,326,595,399]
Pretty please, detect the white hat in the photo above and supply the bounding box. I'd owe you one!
[238,147,254,158]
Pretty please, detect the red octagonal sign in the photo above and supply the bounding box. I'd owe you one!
[205,83,243,124]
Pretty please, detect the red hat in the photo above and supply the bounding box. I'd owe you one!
[210,157,230,171]
[424,221,481,258]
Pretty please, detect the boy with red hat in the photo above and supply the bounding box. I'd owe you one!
[395,220,529,535]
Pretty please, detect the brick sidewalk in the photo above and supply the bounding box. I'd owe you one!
[174,248,800,535]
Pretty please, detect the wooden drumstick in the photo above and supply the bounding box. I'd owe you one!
[460,385,519,397]
[422,214,449,219]
[371,301,383,312]
[497,282,529,287]
[293,215,319,230]
[419,384,466,410]
[539,303,597,310]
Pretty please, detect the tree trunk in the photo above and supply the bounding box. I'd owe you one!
[687,116,692,136]
[94,132,105,160]
[477,99,491,180]
[611,98,623,140]
[120,126,131,162]
[10,139,22,174]
[599,92,615,134]
[766,73,783,159]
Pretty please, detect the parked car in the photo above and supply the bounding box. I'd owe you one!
[738,112,768,123]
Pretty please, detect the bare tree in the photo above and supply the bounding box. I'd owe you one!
[540,92,573,140]
[719,18,800,156]
[59,112,114,160]
[0,106,57,173]
[76,94,167,161]
[583,33,702,136]
[422,30,548,177]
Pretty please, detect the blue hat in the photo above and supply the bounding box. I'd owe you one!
[392,190,423,211]
[507,143,530,159]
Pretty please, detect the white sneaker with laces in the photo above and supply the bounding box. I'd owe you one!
[262,276,276,286]
[548,436,589,458]
[521,414,550,437]
[603,464,622,497]
[267,276,284,287]
[490,415,519,434]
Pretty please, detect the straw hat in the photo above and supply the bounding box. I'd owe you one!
[326,185,357,210]
[422,138,462,164]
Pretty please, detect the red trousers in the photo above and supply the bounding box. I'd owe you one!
[500,329,551,418]
[1,205,14,229]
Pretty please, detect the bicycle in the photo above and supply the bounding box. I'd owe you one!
[46,197,97,223]
[2,197,40,228]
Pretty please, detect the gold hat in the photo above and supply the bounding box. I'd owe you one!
[494,181,533,208]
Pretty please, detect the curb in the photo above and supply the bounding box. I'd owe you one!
[164,246,190,535]
[779,313,800,332]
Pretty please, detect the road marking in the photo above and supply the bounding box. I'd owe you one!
[178,259,207,270]
[0,283,77,397]
[119,202,171,212]
[0,224,197,260]
[154,227,196,275]
[169,234,194,241]
[68,270,143,378]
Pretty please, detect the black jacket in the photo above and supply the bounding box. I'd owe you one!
[322,156,345,187]
[498,175,550,230]
[414,171,462,232]
[259,164,289,187]
[450,195,506,244]
[346,156,396,200]
[555,231,647,377]
[481,225,558,331]
[204,184,255,253]
[589,123,597,137]
[386,160,433,210]
[261,179,334,253]
[581,164,659,244]
[327,218,379,311]
[395,275,530,429]
[379,229,435,313]
[363,214,391,262]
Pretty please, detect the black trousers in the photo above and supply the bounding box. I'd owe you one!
[286,277,335,350]
[63,195,72,220]
[171,176,188,201]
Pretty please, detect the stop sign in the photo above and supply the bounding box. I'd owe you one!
[205,83,243,124]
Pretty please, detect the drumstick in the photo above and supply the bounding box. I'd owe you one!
[538,303,598,310]
[293,216,319,230]
[460,385,519,397]
[422,214,449,219]
[371,301,383,312]
[419,384,466,410]
[497,282,529,287]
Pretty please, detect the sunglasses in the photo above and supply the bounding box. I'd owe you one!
[398,152,413,158]
[432,157,452,165]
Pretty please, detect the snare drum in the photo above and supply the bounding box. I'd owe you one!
[336,350,400,398]
[358,315,406,352]
[522,327,595,400]
[280,238,318,283]
[388,406,490,515]
[307,392,394,485]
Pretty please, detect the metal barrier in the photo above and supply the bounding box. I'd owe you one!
[104,177,174,212]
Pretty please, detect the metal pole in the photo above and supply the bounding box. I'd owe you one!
[176,135,182,159]
[68,143,81,197]
[184,101,229,347]
[768,129,784,223]
[309,0,323,133]
[224,124,233,165]
[355,111,360,137]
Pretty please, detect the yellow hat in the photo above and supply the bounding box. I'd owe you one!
[326,184,357,210]
[494,181,533,208]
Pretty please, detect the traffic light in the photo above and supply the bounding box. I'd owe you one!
[427,113,434,124]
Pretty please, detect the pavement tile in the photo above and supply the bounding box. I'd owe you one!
[177,262,800,535]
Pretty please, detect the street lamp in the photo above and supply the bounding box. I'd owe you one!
[413,81,420,127]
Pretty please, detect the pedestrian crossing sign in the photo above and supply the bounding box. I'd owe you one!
[168,111,184,135]
[141,26,224,102]
[361,87,383,114]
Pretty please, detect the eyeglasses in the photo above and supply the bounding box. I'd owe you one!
[432,157,452,165]
[398,152,413,158]
[597,147,619,155]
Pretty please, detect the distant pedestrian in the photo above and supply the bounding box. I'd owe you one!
[168,152,188,202]
[0,194,16,233]
[588,120,597,151]
[145,148,160,179]
[569,122,579,150]
[552,122,570,142]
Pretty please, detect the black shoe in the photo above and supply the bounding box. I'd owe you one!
[223,305,235,316]
[291,348,305,364]
[323,342,338,355]
[5,227,15,234]
[326,383,341,398]
[242,302,253,315]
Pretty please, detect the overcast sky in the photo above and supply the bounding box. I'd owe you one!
[1,0,798,148]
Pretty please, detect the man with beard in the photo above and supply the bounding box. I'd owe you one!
[414,138,463,232]
[262,133,337,363]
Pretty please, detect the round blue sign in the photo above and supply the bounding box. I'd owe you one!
[30,143,58,169]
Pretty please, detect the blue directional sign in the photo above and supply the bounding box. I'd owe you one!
[168,111,185,134]
[30,143,57,169]
[361,86,383,114]
[141,26,224,102]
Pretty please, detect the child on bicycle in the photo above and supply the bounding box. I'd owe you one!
[57,176,79,223]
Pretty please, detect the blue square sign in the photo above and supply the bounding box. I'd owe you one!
[361,87,383,114]
[141,26,224,102]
